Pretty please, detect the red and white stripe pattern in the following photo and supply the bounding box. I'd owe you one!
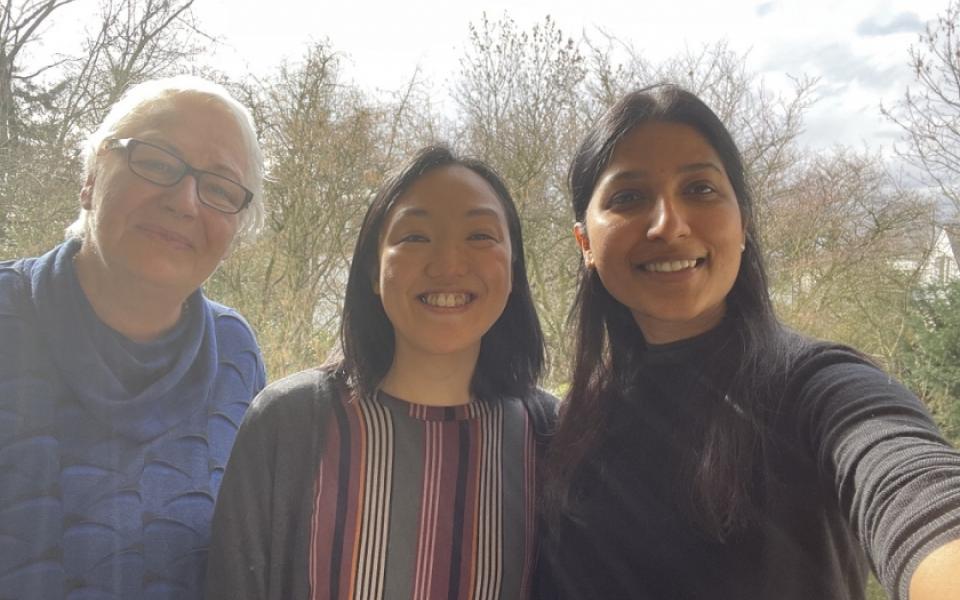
[309,391,534,600]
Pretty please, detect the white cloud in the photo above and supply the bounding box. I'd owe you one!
[31,0,956,153]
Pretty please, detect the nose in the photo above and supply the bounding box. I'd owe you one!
[162,174,201,218]
[647,193,690,241]
[426,238,468,278]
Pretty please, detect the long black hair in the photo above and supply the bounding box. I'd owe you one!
[338,145,545,403]
[545,84,802,539]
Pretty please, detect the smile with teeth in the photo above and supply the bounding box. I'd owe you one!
[640,258,703,273]
[419,292,474,308]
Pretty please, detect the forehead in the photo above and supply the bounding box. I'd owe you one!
[386,165,508,224]
[607,121,724,171]
[119,94,236,134]
[116,93,251,177]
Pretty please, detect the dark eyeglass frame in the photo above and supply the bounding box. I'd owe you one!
[104,137,253,214]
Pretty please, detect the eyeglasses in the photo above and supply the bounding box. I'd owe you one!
[104,138,253,214]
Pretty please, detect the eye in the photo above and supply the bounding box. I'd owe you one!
[686,181,719,197]
[607,189,648,207]
[398,233,429,243]
[199,177,245,211]
[467,231,499,242]
[135,158,178,175]
[206,182,231,198]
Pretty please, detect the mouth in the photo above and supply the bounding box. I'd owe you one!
[638,257,705,273]
[418,292,475,308]
[138,224,194,249]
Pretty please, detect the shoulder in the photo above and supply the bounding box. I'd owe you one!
[517,386,560,438]
[758,327,881,395]
[791,334,874,370]
[201,296,266,389]
[524,387,560,416]
[0,257,33,317]
[787,338,891,393]
[784,339,936,436]
[204,297,260,348]
[244,367,341,429]
[0,258,40,359]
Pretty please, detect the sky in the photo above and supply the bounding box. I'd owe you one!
[37,0,952,153]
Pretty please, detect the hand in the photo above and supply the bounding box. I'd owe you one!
[910,537,960,599]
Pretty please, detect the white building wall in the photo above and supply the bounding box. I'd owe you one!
[919,228,960,286]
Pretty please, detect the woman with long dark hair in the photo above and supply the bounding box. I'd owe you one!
[539,84,960,600]
[207,146,556,599]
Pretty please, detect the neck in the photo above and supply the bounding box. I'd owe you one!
[73,246,189,342]
[379,344,480,407]
[635,302,727,345]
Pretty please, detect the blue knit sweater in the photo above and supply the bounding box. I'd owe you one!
[0,239,265,599]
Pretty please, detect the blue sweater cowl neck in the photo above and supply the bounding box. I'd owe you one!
[31,238,218,442]
[0,239,266,599]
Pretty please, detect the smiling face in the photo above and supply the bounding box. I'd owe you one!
[76,93,249,299]
[375,165,513,363]
[576,121,745,344]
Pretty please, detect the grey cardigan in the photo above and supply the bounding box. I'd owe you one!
[205,368,558,600]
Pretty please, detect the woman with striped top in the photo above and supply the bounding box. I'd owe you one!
[206,145,556,600]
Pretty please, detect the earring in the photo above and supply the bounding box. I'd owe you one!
[740,243,746,252]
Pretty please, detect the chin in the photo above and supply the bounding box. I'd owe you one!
[633,304,726,337]
[130,262,196,292]
[411,336,483,358]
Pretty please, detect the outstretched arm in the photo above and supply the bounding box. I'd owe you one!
[794,348,960,600]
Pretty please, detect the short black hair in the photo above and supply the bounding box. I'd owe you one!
[339,145,544,402]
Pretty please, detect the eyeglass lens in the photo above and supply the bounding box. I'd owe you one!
[128,142,247,213]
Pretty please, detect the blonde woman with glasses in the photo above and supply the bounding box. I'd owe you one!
[0,75,266,599]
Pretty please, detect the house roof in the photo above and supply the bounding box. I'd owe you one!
[945,223,960,262]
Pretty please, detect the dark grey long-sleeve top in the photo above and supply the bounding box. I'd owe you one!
[539,326,960,600]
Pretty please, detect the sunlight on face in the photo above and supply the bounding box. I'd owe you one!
[579,121,744,343]
[376,165,513,362]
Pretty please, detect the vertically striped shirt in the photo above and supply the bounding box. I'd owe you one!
[309,390,538,600]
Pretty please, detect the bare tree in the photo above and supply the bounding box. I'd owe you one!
[884,0,960,215]
[210,44,397,376]
[0,1,78,255]
[455,14,588,385]
[0,0,77,147]
[765,149,936,360]
[52,0,203,143]
[0,0,206,258]
[582,38,817,227]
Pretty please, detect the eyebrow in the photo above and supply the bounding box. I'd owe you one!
[139,134,245,181]
[601,162,724,184]
[391,206,503,220]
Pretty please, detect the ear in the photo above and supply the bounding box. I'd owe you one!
[370,271,380,296]
[574,222,595,269]
[80,172,96,210]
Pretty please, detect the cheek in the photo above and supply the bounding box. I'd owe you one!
[588,220,632,267]
[378,267,395,297]
[88,188,125,233]
[203,214,240,253]
[487,248,513,290]
[719,213,746,257]
[376,252,407,298]
[714,218,746,284]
